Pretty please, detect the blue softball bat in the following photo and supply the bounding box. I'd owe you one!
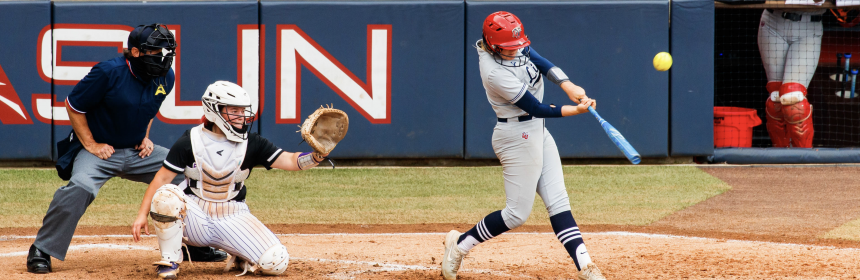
[587,107,641,164]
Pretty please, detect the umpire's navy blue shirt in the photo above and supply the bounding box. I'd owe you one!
[66,57,175,149]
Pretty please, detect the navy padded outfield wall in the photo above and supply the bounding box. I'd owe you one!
[0,1,52,160]
[51,1,259,159]
[260,1,465,158]
[671,0,715,156]
[0,1,719,161]
[465,1,670,159]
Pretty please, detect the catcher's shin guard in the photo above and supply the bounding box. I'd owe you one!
[151,184,187,264]
[779,83,814,148]
[783,100,814,148]
[765,82,790,147]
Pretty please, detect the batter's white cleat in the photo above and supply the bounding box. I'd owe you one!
[577,263,606,280]
[441,230,467,280]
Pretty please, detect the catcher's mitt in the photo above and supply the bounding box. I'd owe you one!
[300,105,349,155]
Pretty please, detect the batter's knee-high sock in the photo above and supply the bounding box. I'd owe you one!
[456,210,510,253]
[550,211,592,270]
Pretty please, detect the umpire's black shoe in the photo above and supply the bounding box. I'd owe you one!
[182,245,228,262]
[26,244,52,274]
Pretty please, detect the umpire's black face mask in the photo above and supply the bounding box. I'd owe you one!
[127,24,176,78]
[128,48,174,78]
[139,49,175,77]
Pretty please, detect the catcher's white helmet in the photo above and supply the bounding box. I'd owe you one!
[202,81,255,142]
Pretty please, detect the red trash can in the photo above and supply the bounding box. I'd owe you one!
[713,107,762,148]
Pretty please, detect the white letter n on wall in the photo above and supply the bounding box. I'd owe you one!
[276,25,391,124]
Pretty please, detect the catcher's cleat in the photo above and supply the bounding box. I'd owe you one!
[155,261,179,279]
[183,246,228,262]
[441,230,467,280]
[26,244,52,274]
[577,263,606,280]
[224,254,257,276]
[223,254,239,272]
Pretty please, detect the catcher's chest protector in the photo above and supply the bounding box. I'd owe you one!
[185,125,250,202]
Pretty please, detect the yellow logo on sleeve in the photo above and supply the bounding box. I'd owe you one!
[155,84,167,96]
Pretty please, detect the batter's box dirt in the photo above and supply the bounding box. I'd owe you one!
[2,232,860,279]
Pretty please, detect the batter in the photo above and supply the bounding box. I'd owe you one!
[440,11,606,280]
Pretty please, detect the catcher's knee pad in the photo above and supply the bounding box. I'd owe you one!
[151,184,187,228]
[501,207,530,229]
[782,100,814,148]
[151,184,187,263]
[257,244,289,275]
[778,82,807,106]
[765,97,790,148]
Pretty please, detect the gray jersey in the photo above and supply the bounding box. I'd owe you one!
[477,40,545,119]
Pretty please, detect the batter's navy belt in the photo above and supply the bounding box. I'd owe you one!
[498,115,534,123]
[767,9,822,22]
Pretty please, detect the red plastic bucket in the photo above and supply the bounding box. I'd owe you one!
[713,107,762,148]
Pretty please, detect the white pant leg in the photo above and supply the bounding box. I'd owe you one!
[492,119,544,229]
[759,10,789,82]
[182,195,216,248]
[210,202,281,265]
[535,128,572,216]
[783,20,822,86]
[183,196,281,265]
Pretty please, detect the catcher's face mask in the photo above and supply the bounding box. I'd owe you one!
[219,105,255,134]
[202,80,255,142]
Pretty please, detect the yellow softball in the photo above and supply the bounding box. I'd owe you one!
[653,52,673,71]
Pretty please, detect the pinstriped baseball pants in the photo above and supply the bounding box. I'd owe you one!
[179,194,282,265]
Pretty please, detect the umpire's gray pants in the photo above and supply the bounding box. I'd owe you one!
[33,146,184,261]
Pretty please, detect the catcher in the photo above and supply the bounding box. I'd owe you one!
[131,80,347,279]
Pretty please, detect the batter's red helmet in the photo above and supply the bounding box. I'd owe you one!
[482,11,531,54]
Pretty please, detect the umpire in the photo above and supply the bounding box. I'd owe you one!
[27,24,226,274]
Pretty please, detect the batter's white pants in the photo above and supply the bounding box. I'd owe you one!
[758,9,823,86]
[181,195,282,265]
[492,118,572,229]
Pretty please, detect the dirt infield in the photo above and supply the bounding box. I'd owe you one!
[2,166,860,279]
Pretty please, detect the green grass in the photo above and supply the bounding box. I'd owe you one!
[0,166,729,228]
[822,219,860,241]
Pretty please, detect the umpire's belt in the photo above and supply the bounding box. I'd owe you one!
[767,9,822,22]
[498,115,534,123]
